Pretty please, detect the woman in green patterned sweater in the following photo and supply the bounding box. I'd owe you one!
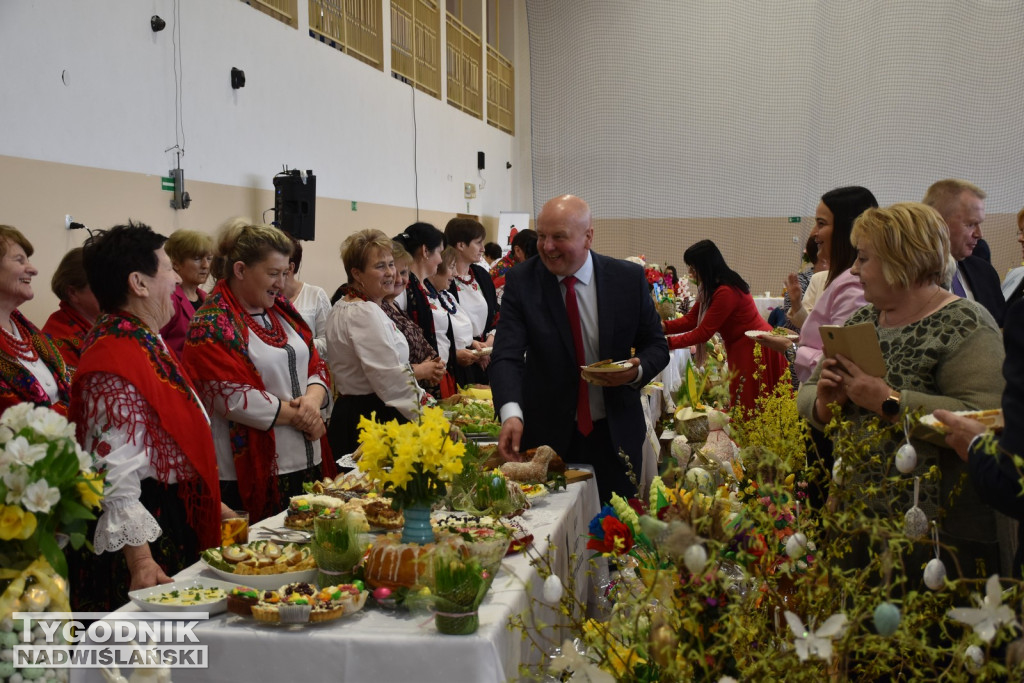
[797,202,1006,580]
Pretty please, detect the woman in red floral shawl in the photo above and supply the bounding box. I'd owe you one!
[0,225,72,416]
[183,221,335,522]
[70,222,224,608]
[42,247,100,368]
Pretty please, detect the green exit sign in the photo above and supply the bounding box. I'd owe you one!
[788,216,802,223]
[161,176,175,191]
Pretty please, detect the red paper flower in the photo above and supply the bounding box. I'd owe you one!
[587,515,634,554]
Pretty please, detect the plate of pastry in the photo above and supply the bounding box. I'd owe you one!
[200,541,319,591]
[919,409,1003,434]
[581,359,634,373]
[745,328,799,341]
[232,582,368,625]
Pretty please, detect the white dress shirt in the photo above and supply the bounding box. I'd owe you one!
[203,311,325,480]
[291,281,332,361]
[326,298,424,420]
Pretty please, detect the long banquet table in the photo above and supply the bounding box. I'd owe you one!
[72,470,601,683]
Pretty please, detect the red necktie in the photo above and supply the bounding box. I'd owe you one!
[563,276,593,436]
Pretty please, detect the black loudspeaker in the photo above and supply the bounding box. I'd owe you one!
[477,151,485,170]
[274,171,316,240]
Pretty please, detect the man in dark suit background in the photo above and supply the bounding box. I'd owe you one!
[923,178,1005,326]
[936,297,1024,573]
[490,195,669,503]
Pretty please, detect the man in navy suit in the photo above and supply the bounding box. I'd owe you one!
[490,195,669,503]
[923,179,1005,326]
[936,297,1024,573]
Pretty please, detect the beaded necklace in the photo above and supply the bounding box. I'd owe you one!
[425,280,457,314]
[0,317,39,362]
[453,267,478,291]
[347,286,372,304]
[243,308,288,347]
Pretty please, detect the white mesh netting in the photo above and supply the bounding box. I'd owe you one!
[526,1,1024,291]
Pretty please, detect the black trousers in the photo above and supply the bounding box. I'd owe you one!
[564,418,639,504]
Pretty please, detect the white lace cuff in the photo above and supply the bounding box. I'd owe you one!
[93,497,162,554]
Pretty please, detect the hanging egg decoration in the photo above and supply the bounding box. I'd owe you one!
[543,574,564,603]
[832,457,846,485]
[923,558,947,590]
[683,544,708,574]
[872,602,901,636]
[964,644,984,674]
[785,532,808,559]
[904,507,928,539]
[895,443,917,474]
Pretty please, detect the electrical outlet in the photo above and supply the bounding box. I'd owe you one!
[464,183,477,199]
[65,215,73,230]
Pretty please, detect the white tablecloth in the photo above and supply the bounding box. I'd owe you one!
[640,347,690,495]
[72,472,601,683]
[753,296,785,321]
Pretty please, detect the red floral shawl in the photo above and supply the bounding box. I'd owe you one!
[0,310,72,417]
[42,301,93,368]
[70,311,222,550]
[183,280,335,521]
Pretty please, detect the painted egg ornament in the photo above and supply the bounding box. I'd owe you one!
[785,532,808,559]
[964,644,984,674]
[683,544,708,574]
[543,574,564,603]
[904,507,928,539]
[872,602,901,636]
[923,558,947,590]
[684,467,713,493]
[831,457,846,485]
[895,443,918,474]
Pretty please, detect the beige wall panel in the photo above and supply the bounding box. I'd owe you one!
[0,155,460,324]
[593,215,1021,300]
[4,154,1017,324]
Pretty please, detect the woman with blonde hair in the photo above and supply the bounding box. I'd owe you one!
[161,229,214,360]
[0,225,72,414]
[183,221,333,521]
[798,202,1005,580]
[326,229,425,455]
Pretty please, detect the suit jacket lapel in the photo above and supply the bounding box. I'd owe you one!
[541,267,576,361]
[594,254,614,361]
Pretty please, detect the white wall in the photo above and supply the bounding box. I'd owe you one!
[0,0,518,217]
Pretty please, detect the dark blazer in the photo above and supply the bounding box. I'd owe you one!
[448,263,499,339]
[960,255,1005,327]
[490,252,669,468]
[968,298,1024,570]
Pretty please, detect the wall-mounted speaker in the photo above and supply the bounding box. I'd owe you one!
[477,151,485,170]
[274,170,316,240]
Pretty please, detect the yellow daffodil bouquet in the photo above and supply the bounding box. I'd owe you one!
[356,406,466,510]
[0,404,105,577]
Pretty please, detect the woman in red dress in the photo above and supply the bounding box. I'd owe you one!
[664,240,787,413]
